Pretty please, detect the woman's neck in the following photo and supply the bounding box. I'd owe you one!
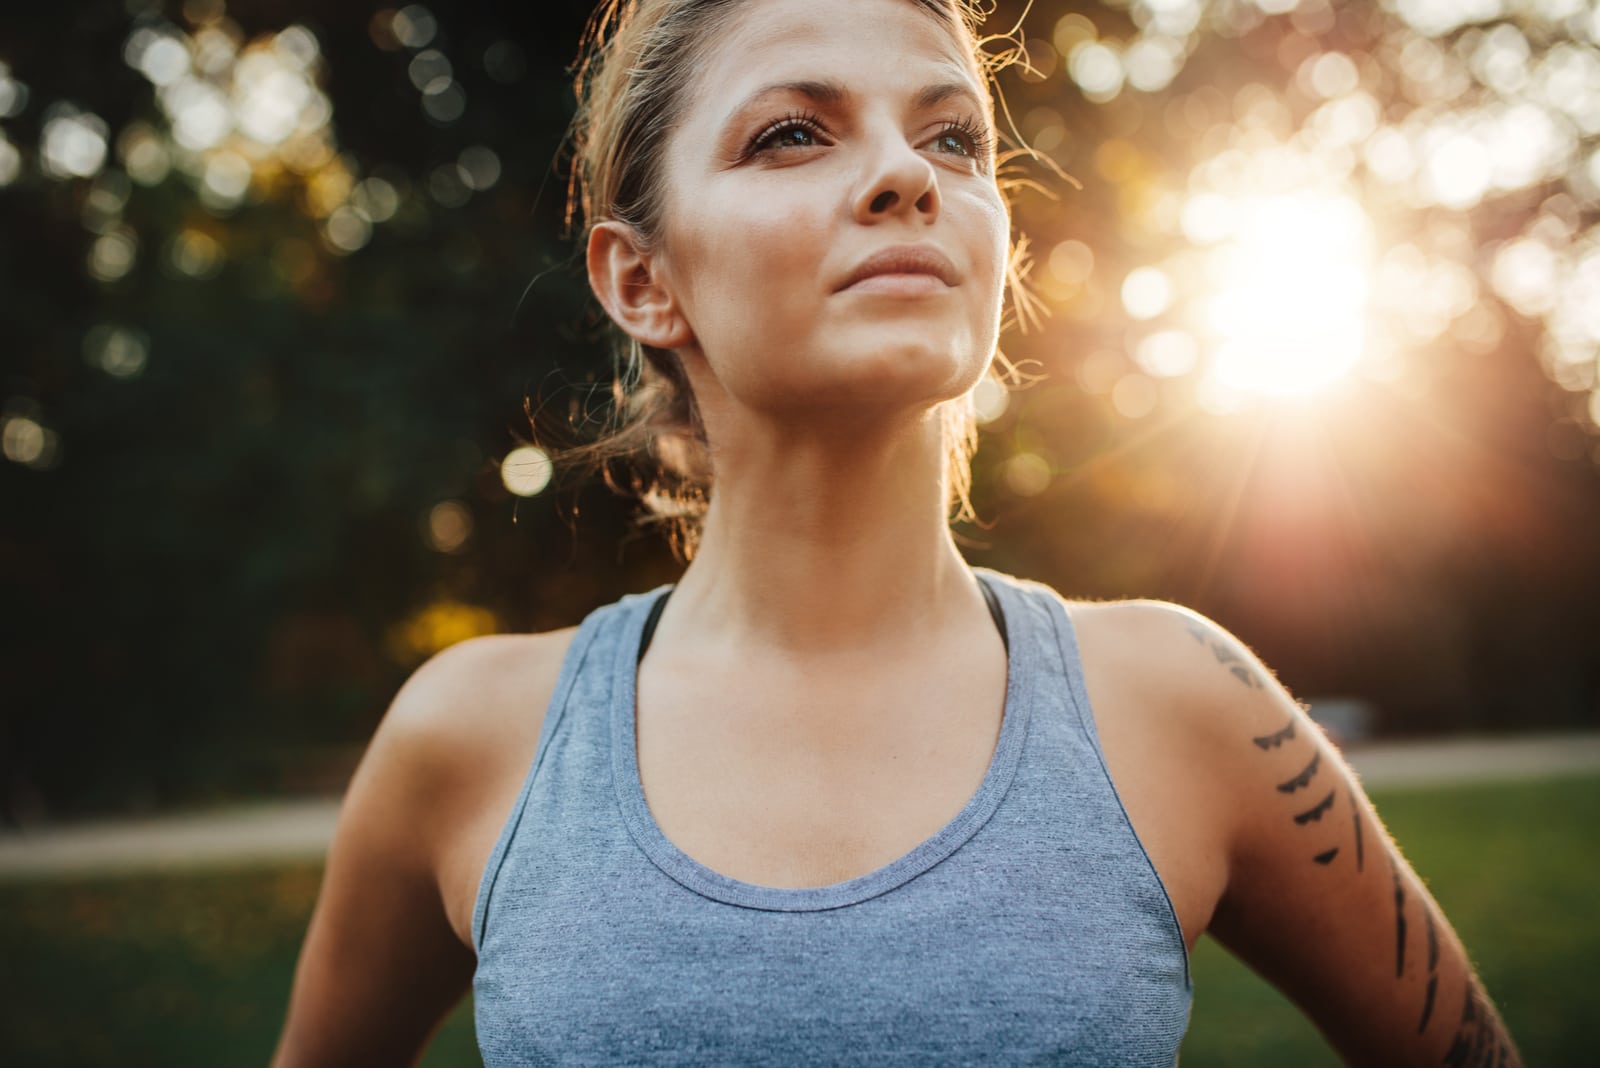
[666,408,982,652]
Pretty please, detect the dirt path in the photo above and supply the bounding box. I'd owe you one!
[2,731,1597,879]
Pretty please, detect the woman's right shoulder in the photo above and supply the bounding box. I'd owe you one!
[370,627,582,791]
[343,627,583,944]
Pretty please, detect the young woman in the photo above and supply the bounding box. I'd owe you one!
[275,0,1522,1063]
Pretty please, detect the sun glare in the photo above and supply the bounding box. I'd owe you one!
[1198,192,1373,405]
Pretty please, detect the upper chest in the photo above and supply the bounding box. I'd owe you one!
[632,637,1009,888]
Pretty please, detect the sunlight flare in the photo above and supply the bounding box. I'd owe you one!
[1197,191,1373,403]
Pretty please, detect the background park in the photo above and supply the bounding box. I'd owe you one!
[2,0,1598,1062]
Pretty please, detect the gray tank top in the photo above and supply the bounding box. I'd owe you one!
[472,569,1191,1065]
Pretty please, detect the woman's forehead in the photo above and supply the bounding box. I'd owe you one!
[684,0,988,119]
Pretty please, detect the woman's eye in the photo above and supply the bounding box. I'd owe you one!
[929,120,991,161]
[751,119,824,154]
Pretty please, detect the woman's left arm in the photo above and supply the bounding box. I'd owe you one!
[1188,617,1523,1066]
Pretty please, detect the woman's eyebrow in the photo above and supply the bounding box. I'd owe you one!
[725,79,985,121]
[728,79,849,120]
[913,81,986,114]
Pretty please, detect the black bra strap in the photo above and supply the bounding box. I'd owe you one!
[637,576,1008,663]
[638,588,672,664]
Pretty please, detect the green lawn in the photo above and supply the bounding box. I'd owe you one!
[2,775,1595,1066]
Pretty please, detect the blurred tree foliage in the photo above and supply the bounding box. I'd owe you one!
[0,0,1597,817]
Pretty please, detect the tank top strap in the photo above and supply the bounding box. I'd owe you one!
[471,586,668,950]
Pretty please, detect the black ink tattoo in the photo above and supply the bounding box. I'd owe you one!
[1442,986,1515,1068]
[1350,788,1364,873]
[1187,621,1265,689]
[1276,751,1322,793]
[1251,718,1296,751]
[1292,789,1335,825]
[1313,847,1339,865]
[1418,907,1440,1032]
[1390,854,1407,979]
[1419,975,1438,1034]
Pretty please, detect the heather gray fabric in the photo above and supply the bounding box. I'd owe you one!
[472,569,1191,1066]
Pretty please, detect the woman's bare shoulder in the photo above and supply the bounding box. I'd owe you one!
[346,627,583,944]
[353,627,582,865]
[1064,597,1283,727]
[378,628,581,762]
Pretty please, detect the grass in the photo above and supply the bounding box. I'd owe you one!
[1,775,1595,1065]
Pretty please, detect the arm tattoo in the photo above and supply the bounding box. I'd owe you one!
[1313,847,1339,865]
[1292,789,1336,825]
[1418,907,1440,1033]
[1350,788,1365,872]
[1443,985,1520,1067]
[1276,751,1321,793]
[1185,620,1266,690]
[1251,718,1296,750]
[1390,853,1407,979]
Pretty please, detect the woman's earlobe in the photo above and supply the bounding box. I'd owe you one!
[587,221,693,350]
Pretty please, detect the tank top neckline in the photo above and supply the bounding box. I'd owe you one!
[608,568,1033,913]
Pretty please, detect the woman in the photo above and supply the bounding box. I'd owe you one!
[275,0,1522,1063]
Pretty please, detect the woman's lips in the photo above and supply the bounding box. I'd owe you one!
[836,246,961,293]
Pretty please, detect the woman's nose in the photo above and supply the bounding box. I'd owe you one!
[852,134,941,224]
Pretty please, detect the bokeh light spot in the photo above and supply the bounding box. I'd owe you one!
[1,414,60,469]
[0,133,19,187]
[1003,452,1052,497]
[421,80,466,124]
[1111,373,1159,418]
[425,500,473,554]
[322,206,372,254]
[1492,238,1560,317]
[427,163,470,207]
[483,40,526,84]
[200,150,252,210]
[972,376,1009,425]
[351,176,401,222]
[1303,51,1360,98]
[40,104,109,179]
[0,60,30,119]
[458,145,501,191]
[89,228,138,283]
[170,228,224,278]
[84,325,151,378]
[501,446,553,497]
[1048,239,1095,285]
[1069,41,1125,102]
[1122,266,1172,320]
[391,5,439,50]
[117,122,172,185]
[407,49,451,92]
[1136,329,1200,377]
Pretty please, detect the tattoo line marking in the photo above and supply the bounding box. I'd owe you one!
[1350,789,1364,873]
[1418,907,1440,1033]
[1419,975,1438,1034]
[1186,621,1265,690]
[1313,847,1339,865]
[1390,854,1407,979]
[1442,987,1511,1068]
[1292,789,1336,825]
[1252,718,1296,751]
[1276,751,1322,793]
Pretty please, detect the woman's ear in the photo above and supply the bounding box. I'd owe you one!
[587,221,694,350]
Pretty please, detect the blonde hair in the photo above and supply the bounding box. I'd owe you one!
[566,0,1013,558]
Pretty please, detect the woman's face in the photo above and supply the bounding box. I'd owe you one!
[651,0,1009,428]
